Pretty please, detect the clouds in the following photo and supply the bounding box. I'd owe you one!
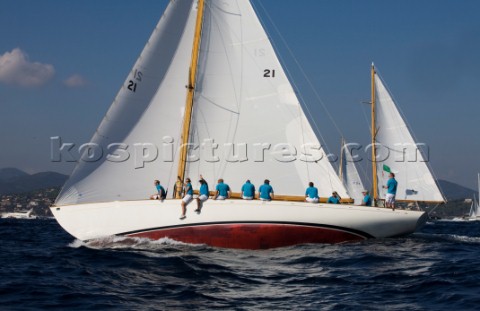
[63,74,88,88]
[0,48,55,87]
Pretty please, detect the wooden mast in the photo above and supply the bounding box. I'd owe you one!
[371,63,378,205]
[176,0,205,198]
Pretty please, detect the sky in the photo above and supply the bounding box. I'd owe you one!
[0,0,479,190]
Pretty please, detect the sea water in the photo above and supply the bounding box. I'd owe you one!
[1,218,479,310]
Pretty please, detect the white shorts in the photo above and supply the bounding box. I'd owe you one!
[306,197,319,203]
[182,194,193,204]
[216,195,226,200]
[260,198,271,201]
[386,193,396,204]
[198,194,208,202]
[242,196,253,200]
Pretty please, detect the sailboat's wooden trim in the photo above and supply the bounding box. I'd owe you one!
[176,0,206,198]
[192,190,354,204]
[371,64,378,205]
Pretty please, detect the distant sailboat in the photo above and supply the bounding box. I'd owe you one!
[466,174,479,220]
[339,138,366,205]
[370,64,446,207]
[51,1,427,249]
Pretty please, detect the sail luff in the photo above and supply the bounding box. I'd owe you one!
[177,0,206,196]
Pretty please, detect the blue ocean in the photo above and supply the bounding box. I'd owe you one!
[1,218,479,310]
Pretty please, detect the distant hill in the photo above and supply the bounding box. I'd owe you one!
[0,169,68,195]
[0,168,29,182]
[438,179,478,201]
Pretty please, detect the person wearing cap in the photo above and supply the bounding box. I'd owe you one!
[195,175,209,213]
[180,177,193,220]
[361,190,372,206]
[241,180,255,200]
[259,179,274,201]
[150,180,166,201]
[305,182,319,203]
[327,191,341,204]
[214,178,231,200]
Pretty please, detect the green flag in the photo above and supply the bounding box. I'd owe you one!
[383,164,391,173]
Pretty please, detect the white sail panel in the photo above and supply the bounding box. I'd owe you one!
[340,143,366,204]
[185,0,348,198]
[375,74,444,202]
[56,0,197,205]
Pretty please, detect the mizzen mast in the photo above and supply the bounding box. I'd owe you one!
[371,63,378,205]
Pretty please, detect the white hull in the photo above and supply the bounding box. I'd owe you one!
[51,199,427,249]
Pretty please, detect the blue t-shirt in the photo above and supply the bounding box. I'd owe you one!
[199,183,209,196]
[363,195,372,206]
[387,178,398,195]
[259,184,274,200]
[155,184,165,195]
[185,183,193,195]
[327,196,340,204]
[216,182,230,197]
[305,186,319,199]
[241,182,255,197]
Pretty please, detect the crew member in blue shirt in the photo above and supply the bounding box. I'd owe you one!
[382,173,398,210]
[180,178,193,220]
[241,180,255,200]
[259,179,274,201]
[195,175,209,213]
[150,180,166,201]
[361,190,372,206]
[214,178,231,200]
[305,182,319,203]
[327,191,341,204]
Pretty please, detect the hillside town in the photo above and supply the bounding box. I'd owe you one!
[0,188,58,217]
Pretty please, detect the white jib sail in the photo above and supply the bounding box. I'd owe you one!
[374,73,444,202]
[56,0,197,205]
[185,0,348,198]
[340,142,366,205]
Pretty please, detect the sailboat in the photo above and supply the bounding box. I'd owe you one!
[339,139,366,205]
[466,174,479,220]
[370,64,445,208]
[51,0,427,249]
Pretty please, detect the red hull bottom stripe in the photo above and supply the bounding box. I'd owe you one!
[126,223,368,249]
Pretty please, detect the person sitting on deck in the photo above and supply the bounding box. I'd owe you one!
[214,178,231,200]
[195,175,209,214]
[361,190,372,206]
[259,179,274,201]
[305,182,319,203]
[150,180,166,201]
[241,180,255,200]
[180,178,193,220]
[327,191,341,204]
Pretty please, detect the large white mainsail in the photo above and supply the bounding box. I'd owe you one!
[339,140,366,205]
[374,71,444,203]
[185,0,347,198]
[56,0,198,205]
